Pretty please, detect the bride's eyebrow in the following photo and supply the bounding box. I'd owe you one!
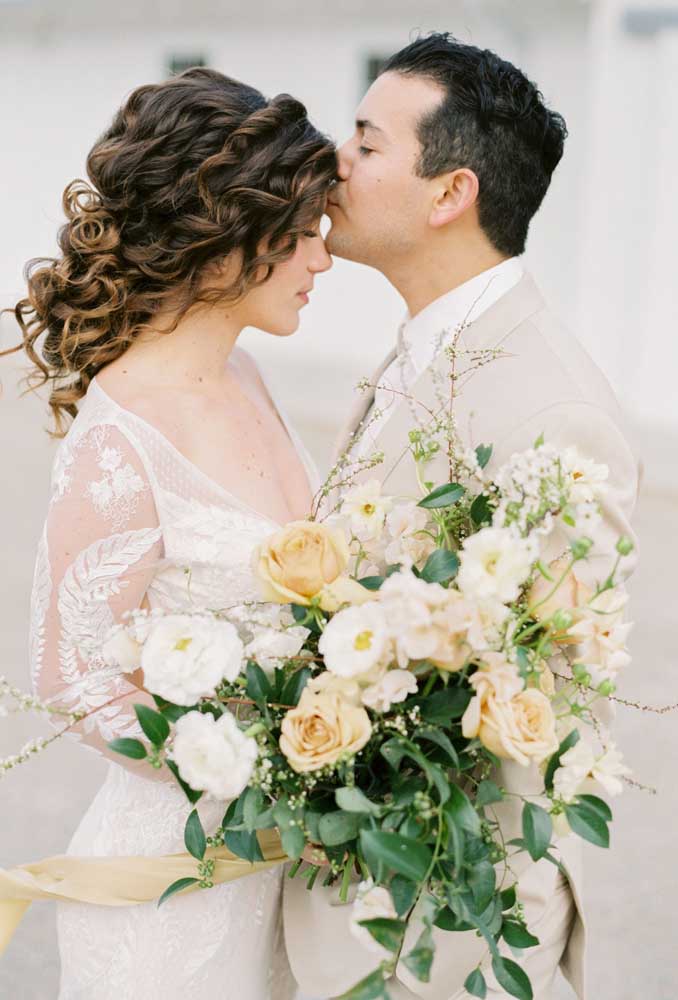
[356,118,388,142]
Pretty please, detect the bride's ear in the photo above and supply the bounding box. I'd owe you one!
[428,168,479,229]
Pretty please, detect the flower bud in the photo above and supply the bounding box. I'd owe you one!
[570,537,593,560]
[552,609,574,632]
[616,536,634,557]
[597,679,616,697]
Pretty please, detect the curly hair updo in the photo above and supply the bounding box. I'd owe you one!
[3,67,337,434]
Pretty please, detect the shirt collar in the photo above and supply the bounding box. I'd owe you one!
[398,257,524,376]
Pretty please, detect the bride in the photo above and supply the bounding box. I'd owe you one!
[5,67,335,998]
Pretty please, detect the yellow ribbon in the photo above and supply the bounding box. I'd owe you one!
[0,828,286,957]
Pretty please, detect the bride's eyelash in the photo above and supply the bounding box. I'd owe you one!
[358,146,374,157]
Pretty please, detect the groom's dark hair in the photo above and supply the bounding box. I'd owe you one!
[383,33,567,256]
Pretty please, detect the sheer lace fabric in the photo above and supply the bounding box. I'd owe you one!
[29,377,316,999]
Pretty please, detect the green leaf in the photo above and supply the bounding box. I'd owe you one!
[335,786,382,816]
[470,494,493,527]
[291,603,309,624]
[246,660,272,704]
[491,956,534,1000]
[475,444,493,470]
[242,786,265,832]
[476,780,504,807]
[390,874,418,917]
[184,808,206,861]
[465,968,488,998]
[358,575,385,591]
[107,737,147,760]
[357,917,406,953]
[420,549,460,584]
[577,794,612,822]
[418,482,465,509]
[359,830,432,883]
[444,784,481,837]
[224,828,265,862]
[468,860,496,913]
[273,799,306,858]
[564,801,610,848]
[502,919,540,949]
[280,666,312,707]
[402,925,434,982]
[415,686,472,724]
[165,758,203,804]
[434,906,474,932]
[522,802,552,861]
[544,728,580,791]
[500,885,517,911]
[157,876,199,908]
[336,966,388,1000]
[413,726,460,767]
[533,432,545,449]
[152,695,195,723]
[134,703,170,746]
[319,810,362,847]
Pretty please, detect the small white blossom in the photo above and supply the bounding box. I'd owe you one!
[318,603,390,678]
[569,590,632,684]
[361,669,418,713]
[458,527,536,604]
[553,738,631,802]
[341,480,393,541]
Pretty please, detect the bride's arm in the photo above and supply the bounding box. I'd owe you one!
[30,422,173,783]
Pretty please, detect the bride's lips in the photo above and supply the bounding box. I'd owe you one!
[297,288,312,305]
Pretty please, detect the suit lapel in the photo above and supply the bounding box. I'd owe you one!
[332,345,398,463]
[370,272,546,489]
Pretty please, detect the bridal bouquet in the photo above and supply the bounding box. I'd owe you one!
[98,434,634,1000]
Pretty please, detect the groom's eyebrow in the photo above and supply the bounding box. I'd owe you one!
[356,118,388,141]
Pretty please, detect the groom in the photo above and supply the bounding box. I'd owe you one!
[284,34,638,1000]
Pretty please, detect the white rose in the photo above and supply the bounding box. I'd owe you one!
[171,710,257,800]
[361,669,418,713]
[318,603,390,678]
[342,480,393,541]
[101,626,142,673]
[561,446,609,505]
[458,527,536,604]
[244,624,308,676]
[349,879,398,958]
[141,614,244,706]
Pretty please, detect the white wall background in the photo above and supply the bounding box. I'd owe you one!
[1,1,677,997]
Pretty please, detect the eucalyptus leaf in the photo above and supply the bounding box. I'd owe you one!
[108,737,147,760]
[359,830,432,882]
[280,666,313,707]
[157,877,199,908]
[476,780,504,807]
[522,802,552,862]
[564,801,610,848]
[134,704,170,746]
[470,494,493,527]
[413,727,460,768]
[544,728,580,790]
[491,956,534,1000]
[390,874,418,917]
[336,786,382,816]
[184,808,206,861]
[444,785,481,837]
[319,810,362,847]
[502,920,540,950]
[468,860,496,914]
[357,917,406,953]
[243,786,265,832]
[402,926,434,983]
[246,660,272,704]
[165,758,203,805]
[358,576,385,591]
[577,794,612,822]
[420,549,460,584]
[464,968,487,998]
[475,443,493,469]
[415,687,471,725]
[418,482,465,509]
[224,828,265,862]
[336,966,389,1000]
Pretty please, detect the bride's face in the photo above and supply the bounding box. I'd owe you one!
[235,229,333,336]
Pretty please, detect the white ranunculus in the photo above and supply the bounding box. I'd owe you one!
[171,710,257,800]
[457,527,536,604]
[341,480,393,541]
[568,589,632,684]
[141,614,244,706]
[349,879,398,958]
[319,603,390,678]
[361,668,418,713]
[101,626,142,673]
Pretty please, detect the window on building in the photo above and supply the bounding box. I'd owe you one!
[167,54,207,76]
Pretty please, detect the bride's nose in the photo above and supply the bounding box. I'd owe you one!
[310,242,333,274]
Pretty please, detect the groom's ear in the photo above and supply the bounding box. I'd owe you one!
[428,168,479,229]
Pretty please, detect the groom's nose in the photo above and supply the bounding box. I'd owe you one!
[336,141,352,180]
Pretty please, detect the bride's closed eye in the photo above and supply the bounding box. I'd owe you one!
[358,146,374,157]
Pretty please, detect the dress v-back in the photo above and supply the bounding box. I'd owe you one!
[29,372,317,999]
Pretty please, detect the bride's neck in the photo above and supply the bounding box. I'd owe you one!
[119,302,243,389]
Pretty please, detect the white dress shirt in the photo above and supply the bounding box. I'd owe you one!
[353,257,524,460]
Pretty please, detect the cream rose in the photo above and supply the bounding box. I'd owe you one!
[255,520,350,606]
[470,688,559,766]
[279,687,372,773]
[528,557,590,629]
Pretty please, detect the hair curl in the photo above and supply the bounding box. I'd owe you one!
[2,67,337,435]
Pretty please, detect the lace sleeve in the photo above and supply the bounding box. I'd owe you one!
[30,422,170,781]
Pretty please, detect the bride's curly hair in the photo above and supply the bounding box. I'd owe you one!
[2,67,337,435]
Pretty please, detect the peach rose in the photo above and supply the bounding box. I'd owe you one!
[470,688,559,766]
[279,687,372,773]
[528,557,591,632]
[255,521,350,607]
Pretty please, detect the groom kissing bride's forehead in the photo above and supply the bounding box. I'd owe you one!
[326,32,566,294]
[285,33,639,1000]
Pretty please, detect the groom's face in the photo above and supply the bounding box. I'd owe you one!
[326,71,444,268]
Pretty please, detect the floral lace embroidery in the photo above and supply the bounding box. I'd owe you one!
[86,442,147,532]
[28,525,52,693]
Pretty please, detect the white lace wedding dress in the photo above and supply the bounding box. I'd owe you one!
[29,373,317,999]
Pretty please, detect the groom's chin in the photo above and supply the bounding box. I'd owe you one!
[325,226,367,265]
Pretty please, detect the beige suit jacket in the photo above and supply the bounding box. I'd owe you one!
[283,273,639,1000]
